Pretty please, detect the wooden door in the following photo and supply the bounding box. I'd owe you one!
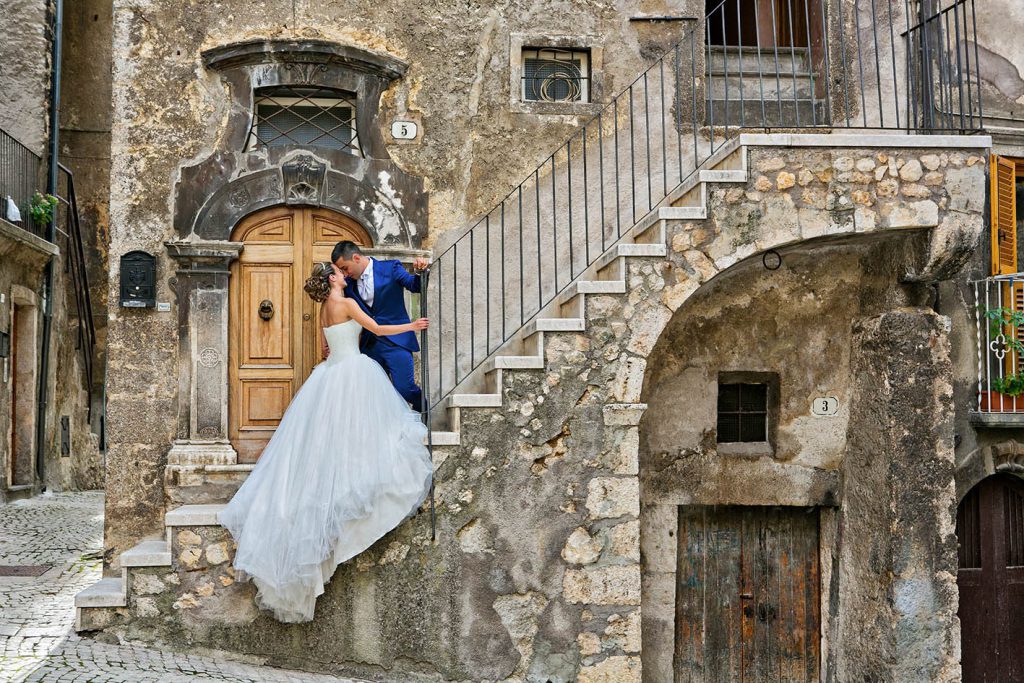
[675,506,820,683]
[229,206,370,463]
[957,474,1024,682]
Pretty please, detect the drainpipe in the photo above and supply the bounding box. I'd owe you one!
[36,0,63,483]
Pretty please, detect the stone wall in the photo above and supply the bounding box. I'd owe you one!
[0,0,51,152]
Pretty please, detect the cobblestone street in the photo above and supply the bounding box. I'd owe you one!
[0,492,360,682]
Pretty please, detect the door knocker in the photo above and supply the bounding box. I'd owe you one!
[258,299,275,321]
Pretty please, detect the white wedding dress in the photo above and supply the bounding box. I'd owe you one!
[218,319,433,623]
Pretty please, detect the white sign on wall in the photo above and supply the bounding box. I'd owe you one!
[391,121,418,140]
[811,396,839,417]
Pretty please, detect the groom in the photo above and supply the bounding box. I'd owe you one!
[331,240,428,412]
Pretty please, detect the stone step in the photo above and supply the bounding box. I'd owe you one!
[429,430,461,446]
[120,539,172,568]
[705,98,827,128]
[523,317,586,338]
[74,577,126,608]
[165,504,226,527]
[443,393,503,409]
[706,45,810,72]
[481,354,545,373]
[707,71,815,100]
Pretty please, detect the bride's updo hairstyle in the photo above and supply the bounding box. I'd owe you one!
[303,262,333,303]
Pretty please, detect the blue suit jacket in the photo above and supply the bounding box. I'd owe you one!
[344,259,421,352]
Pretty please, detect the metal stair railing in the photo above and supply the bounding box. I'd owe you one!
[421,0,985,411]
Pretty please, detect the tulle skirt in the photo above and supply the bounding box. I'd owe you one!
[218,352,432,623]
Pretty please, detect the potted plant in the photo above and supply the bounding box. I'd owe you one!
[28,191,58,228]
[980,304,1024,411]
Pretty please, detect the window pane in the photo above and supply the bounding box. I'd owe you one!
[249,87,361,155]
[718,384,741,412]
[740,413,767,442]
[717,412,741,443]
[739,383,768,411]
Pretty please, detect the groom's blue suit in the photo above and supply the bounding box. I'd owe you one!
[344,258,422,411]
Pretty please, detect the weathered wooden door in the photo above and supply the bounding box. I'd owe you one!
[229,206,370,463]
[957,473,1024,682]
[675,506,820,683]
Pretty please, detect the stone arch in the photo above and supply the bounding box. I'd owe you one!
[956,440,1024,502]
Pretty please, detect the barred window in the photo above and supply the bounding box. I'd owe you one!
[247,86,361,155]
[521,48,590,103]
[717,383,768,443]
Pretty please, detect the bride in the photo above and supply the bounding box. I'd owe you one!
[218,261,433,623]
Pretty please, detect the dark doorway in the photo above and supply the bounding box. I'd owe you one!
[705,0,813,48]
[957,473,1024,682]
[675,506,820,681]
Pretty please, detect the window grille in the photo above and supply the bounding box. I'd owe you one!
[717,383,768,443]
[522,48,590,103]
[247,86,361,155]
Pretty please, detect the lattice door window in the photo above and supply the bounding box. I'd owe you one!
[247,86,362,155]
[521,48,590,103]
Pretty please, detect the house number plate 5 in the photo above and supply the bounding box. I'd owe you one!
[812,397,839,417]
[391,121,418,140]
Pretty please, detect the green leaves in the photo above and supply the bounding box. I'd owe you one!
[28,191,58,227]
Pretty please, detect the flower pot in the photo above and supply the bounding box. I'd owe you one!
[979,391,1024,412]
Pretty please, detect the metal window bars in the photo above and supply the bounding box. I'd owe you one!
[522,48,591,103]
[973,275,1024,415]
[420,0,985,413]
[247,86,362,156]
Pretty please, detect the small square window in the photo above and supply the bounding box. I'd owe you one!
[717,383,768,443]
[247,86,361,155]
[521,48,590,103]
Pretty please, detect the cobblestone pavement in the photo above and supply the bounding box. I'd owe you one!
[0,492,360,682]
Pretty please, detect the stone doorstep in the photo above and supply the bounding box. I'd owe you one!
[74,576,126,608]
[120,539,172,568]
[164,504,227,528]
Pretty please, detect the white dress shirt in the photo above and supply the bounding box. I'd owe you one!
[357,257,375,307]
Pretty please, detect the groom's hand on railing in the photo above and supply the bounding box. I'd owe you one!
[411,318,429,331]
[412,257,429,273]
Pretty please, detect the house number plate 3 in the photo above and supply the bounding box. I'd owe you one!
[391,121,418,140]
[811,397,839,416]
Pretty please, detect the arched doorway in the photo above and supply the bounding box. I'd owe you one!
[957,473,1024,681]
[228,205,371,463]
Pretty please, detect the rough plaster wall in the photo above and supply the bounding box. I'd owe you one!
[0,0,51,151]
[834,308,959,683]
[100,0,708,561]
[974,0,1024,120]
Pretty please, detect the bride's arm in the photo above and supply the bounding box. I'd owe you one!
[344,299,428,335]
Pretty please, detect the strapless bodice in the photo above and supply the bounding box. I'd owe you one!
[323,320,361,364]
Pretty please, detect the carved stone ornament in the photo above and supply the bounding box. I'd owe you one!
[283,155,326,205]
[197,347,222,368]
[283,61,329,85]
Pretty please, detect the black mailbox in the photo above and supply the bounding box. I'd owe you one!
[0,330,8,358]
[119,251,156,308]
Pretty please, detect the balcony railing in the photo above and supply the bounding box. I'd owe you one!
[972,275,1024,420]
[0,130,47,238]
[0,128,97,420]
[421,0,985,410]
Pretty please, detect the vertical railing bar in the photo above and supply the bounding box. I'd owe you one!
[598,111,608,252]
[720,8,731,134]
[500,203,506,341]
[970,0,983,123]
[753,0,768,127]
[706,19,718,153]
[998,283,1004,412]
[819,0,833,126]
[939,12,952,130]
[784,0,801,126]
[920,4,934,130]
[868,0,884,127]
[975,281,983,411]
[660,58,668,199]
[438,256,444,397]
[614,98,622,238]
[884,0,900,129]
[485,214,491,354]
[951,1,965,131]
[518,187,524,326]
[959,0,975,129]
[454,240,459,385]
[675,44,683,186]
[801,0,817,125]
[904,0,918,131]
[851,0,869,127]
[552,155,559,289]
[643,72,653,213]
[535,169,543,311]
[691,30,699,168]
[583,127,591,266]
[736,0,746,127]
[836,0,851,126]
[568,140,575,280]
[769,0,784,125]
[629,84,637,225]
[470,229,475,369]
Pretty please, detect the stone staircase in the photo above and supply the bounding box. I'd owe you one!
[75,137,751,629]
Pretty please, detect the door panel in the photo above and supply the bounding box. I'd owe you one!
[229,206,370,463]
[957,474,1024,682]
[675,506,820,683]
